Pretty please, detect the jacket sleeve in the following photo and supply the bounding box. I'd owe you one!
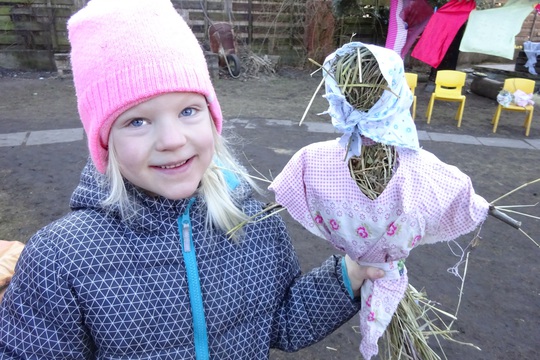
[269,217,361,352]
[0,230,94,359]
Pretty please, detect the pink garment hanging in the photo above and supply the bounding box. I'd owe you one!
[411,0,476,68]
[399,0,433,58]
[269,139,489,360]
[385,0,407,56]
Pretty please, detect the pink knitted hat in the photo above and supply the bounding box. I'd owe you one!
[68,0,223,173]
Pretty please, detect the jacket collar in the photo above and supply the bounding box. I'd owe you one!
[70,158,252,233]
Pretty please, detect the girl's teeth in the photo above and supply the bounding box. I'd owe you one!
[160,161,186,169]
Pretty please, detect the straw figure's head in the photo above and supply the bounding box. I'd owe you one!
[321,42,420,199]
[321,42,419,158]
[328,45,387,112]
[68,0,222,174]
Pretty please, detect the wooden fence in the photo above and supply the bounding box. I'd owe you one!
[180,1,303,47]
[0,0,87,69]
[0,0,312,70]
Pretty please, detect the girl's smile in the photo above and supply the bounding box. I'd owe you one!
[110,92,215,199]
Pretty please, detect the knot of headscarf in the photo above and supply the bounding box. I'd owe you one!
[321,42,420,160]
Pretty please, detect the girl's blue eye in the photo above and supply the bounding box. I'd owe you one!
[180,107,195,117]
[130,118,145,127]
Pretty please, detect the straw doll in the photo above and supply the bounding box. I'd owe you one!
[269,42,490,359]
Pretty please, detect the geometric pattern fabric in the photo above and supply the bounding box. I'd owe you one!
[0,159,360,359]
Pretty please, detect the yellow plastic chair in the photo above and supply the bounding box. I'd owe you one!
[491,78,535,136]
[405,72,418,120]
[425,70,467,127]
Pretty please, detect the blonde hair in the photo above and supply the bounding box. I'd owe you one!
[103,122,258,240]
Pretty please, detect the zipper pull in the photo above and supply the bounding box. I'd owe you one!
[179,197,196,253]
[182,220,191,252]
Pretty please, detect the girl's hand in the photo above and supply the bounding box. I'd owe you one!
[344,255,385,298]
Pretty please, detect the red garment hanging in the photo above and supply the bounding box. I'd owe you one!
[400,0,433,58]
[411,0,476,68]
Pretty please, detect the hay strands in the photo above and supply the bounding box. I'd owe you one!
[379,248,480,360]
[299,48,396,126]
[333,46,396,111]
[380,283,480,360]
[226,202,285,238]
[212,163,286,239]
[299,58,332,126]
[349,142,397,200]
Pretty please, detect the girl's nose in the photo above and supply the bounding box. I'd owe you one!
[154,118,187,151]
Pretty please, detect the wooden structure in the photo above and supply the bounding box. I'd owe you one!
[1,0,540,72]
[0,0,307,71]
[0,0,81,70]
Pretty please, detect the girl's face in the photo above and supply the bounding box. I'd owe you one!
[110,92,215,200]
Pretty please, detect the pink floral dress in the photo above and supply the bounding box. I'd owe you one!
[269,139,489,359]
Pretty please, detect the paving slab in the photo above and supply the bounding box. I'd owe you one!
[524,138,540,149]
[303,122,335,133]
[427,132,482,145]
[26,128,84,146]
[476,136,535,149]
[265,119,294,127]
[416,130,430,141]
[0,132,27,147]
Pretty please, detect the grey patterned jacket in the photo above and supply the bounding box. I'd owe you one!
[0,160,360,359]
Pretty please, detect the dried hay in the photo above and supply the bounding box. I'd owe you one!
[379,283,480,360]
[349,143,397,200]
[239,48,277,78]
[330,46,386,112]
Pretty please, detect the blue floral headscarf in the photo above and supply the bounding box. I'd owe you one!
[321,42,420,160]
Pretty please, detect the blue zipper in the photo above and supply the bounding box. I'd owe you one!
[178,198,209,360]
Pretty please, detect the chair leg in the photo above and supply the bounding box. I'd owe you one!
[492,106,502,133]
[525,110,533,136]
[454,103,461,121]
[411,96,417,120]
[426,95,435,124]
[456,99,465,127]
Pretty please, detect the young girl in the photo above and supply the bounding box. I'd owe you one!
[0,0,383,359]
